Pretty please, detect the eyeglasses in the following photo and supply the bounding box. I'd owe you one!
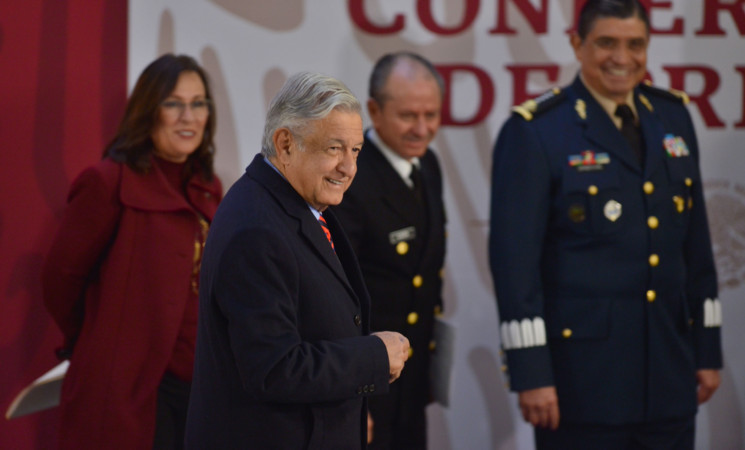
[160,99,211,120]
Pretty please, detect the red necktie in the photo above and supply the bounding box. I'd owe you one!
[318,214,335,252]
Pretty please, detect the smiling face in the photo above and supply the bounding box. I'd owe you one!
[274,109,363,211]
[571,15,649,103]
[151,71,208,162]
[368,64,442,161]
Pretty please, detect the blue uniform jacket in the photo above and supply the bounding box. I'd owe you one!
[489,76,722,425]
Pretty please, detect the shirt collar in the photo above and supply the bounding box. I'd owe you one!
[579,75,637,129]
[366,129,420,188]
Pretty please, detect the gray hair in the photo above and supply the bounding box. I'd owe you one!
[261,72,362,157]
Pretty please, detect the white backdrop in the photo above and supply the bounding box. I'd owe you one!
[129,1,745,448]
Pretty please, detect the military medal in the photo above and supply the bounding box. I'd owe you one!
[604,200,622,222]
[663,134,690,157]
[568,150,610,172]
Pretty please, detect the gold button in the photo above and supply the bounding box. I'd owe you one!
[643,181,654,195]
[412,275,423,288]
[588,185,598,195]
[562,328,572,338]
[647,290,656,302]
[647,216,659,229]
[407,312,419,325]
[685,177,693,187]
[429,340,436,351]
[649,254,659,267]
[396,241,409,255]
[434,305,442,316]
[408,347,414,358]
[439,268,445,279]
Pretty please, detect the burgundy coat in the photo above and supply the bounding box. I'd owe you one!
[42,157,222,449]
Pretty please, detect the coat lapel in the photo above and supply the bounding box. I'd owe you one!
[364,140,421,224]
[635,91,667,179]
[571,79,642,174]
[247,155,358,302]
[119,156,220,218]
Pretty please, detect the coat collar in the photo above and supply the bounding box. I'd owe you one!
[246,154,358,303]
[118,156,221,218]
[570,76,663,174]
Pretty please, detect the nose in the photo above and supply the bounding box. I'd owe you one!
[611,45,632,65]
[337,149,357,177]
[179,104,196,121]
[412,116,428,137]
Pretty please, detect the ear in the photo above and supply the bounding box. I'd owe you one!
[367,98,382,128]
[273,128,293,164]
[570,33,583,60]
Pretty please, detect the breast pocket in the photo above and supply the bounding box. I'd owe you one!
[559,163,624,237]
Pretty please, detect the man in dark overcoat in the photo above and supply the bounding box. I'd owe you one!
[186,72,410,449]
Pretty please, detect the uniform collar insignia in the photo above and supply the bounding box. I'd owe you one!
[639,94,653,112]
[663,134,690,157]
[575,99,587,119]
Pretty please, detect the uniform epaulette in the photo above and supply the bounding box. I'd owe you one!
[640,80,690,105]
[511,87,565,121]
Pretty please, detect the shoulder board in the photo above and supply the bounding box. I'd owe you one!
[511,87,565,121]
[640,80,689,105]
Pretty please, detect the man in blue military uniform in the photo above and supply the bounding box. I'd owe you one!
[489,0,722,448]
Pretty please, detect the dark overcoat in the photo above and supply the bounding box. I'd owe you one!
[185,154,390,449]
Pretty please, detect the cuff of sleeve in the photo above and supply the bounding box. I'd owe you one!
[504,345,554,392]
[694,326,723,369]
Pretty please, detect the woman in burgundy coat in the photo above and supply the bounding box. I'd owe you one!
[42,54,222,449]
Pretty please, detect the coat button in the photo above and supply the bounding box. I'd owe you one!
[429,340,436,351]
[643,181,654,195]
[412,275,423,288]
[647,290,656,302]
[587,185,598,195]
[647,216,659,229]
[434,305,442,316]
[649,254,660,267]
[408,347,414,358]
[685,177,693,187]
[396,241,409,255]
[407,312,419,325]
[353,315,362,326]
[562,328,572,338]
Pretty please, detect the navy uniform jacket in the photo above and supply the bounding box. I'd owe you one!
[333,136,446,435]
[489,76,722,425]
[186,154,391,449]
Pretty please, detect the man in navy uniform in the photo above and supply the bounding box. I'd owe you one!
[489,0,722,448]
[334,52,447,449]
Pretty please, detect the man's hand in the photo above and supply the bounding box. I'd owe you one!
[372,331,409,382]
[367,411,374,444]
[518,386,560,430]
[696,369,720,404]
